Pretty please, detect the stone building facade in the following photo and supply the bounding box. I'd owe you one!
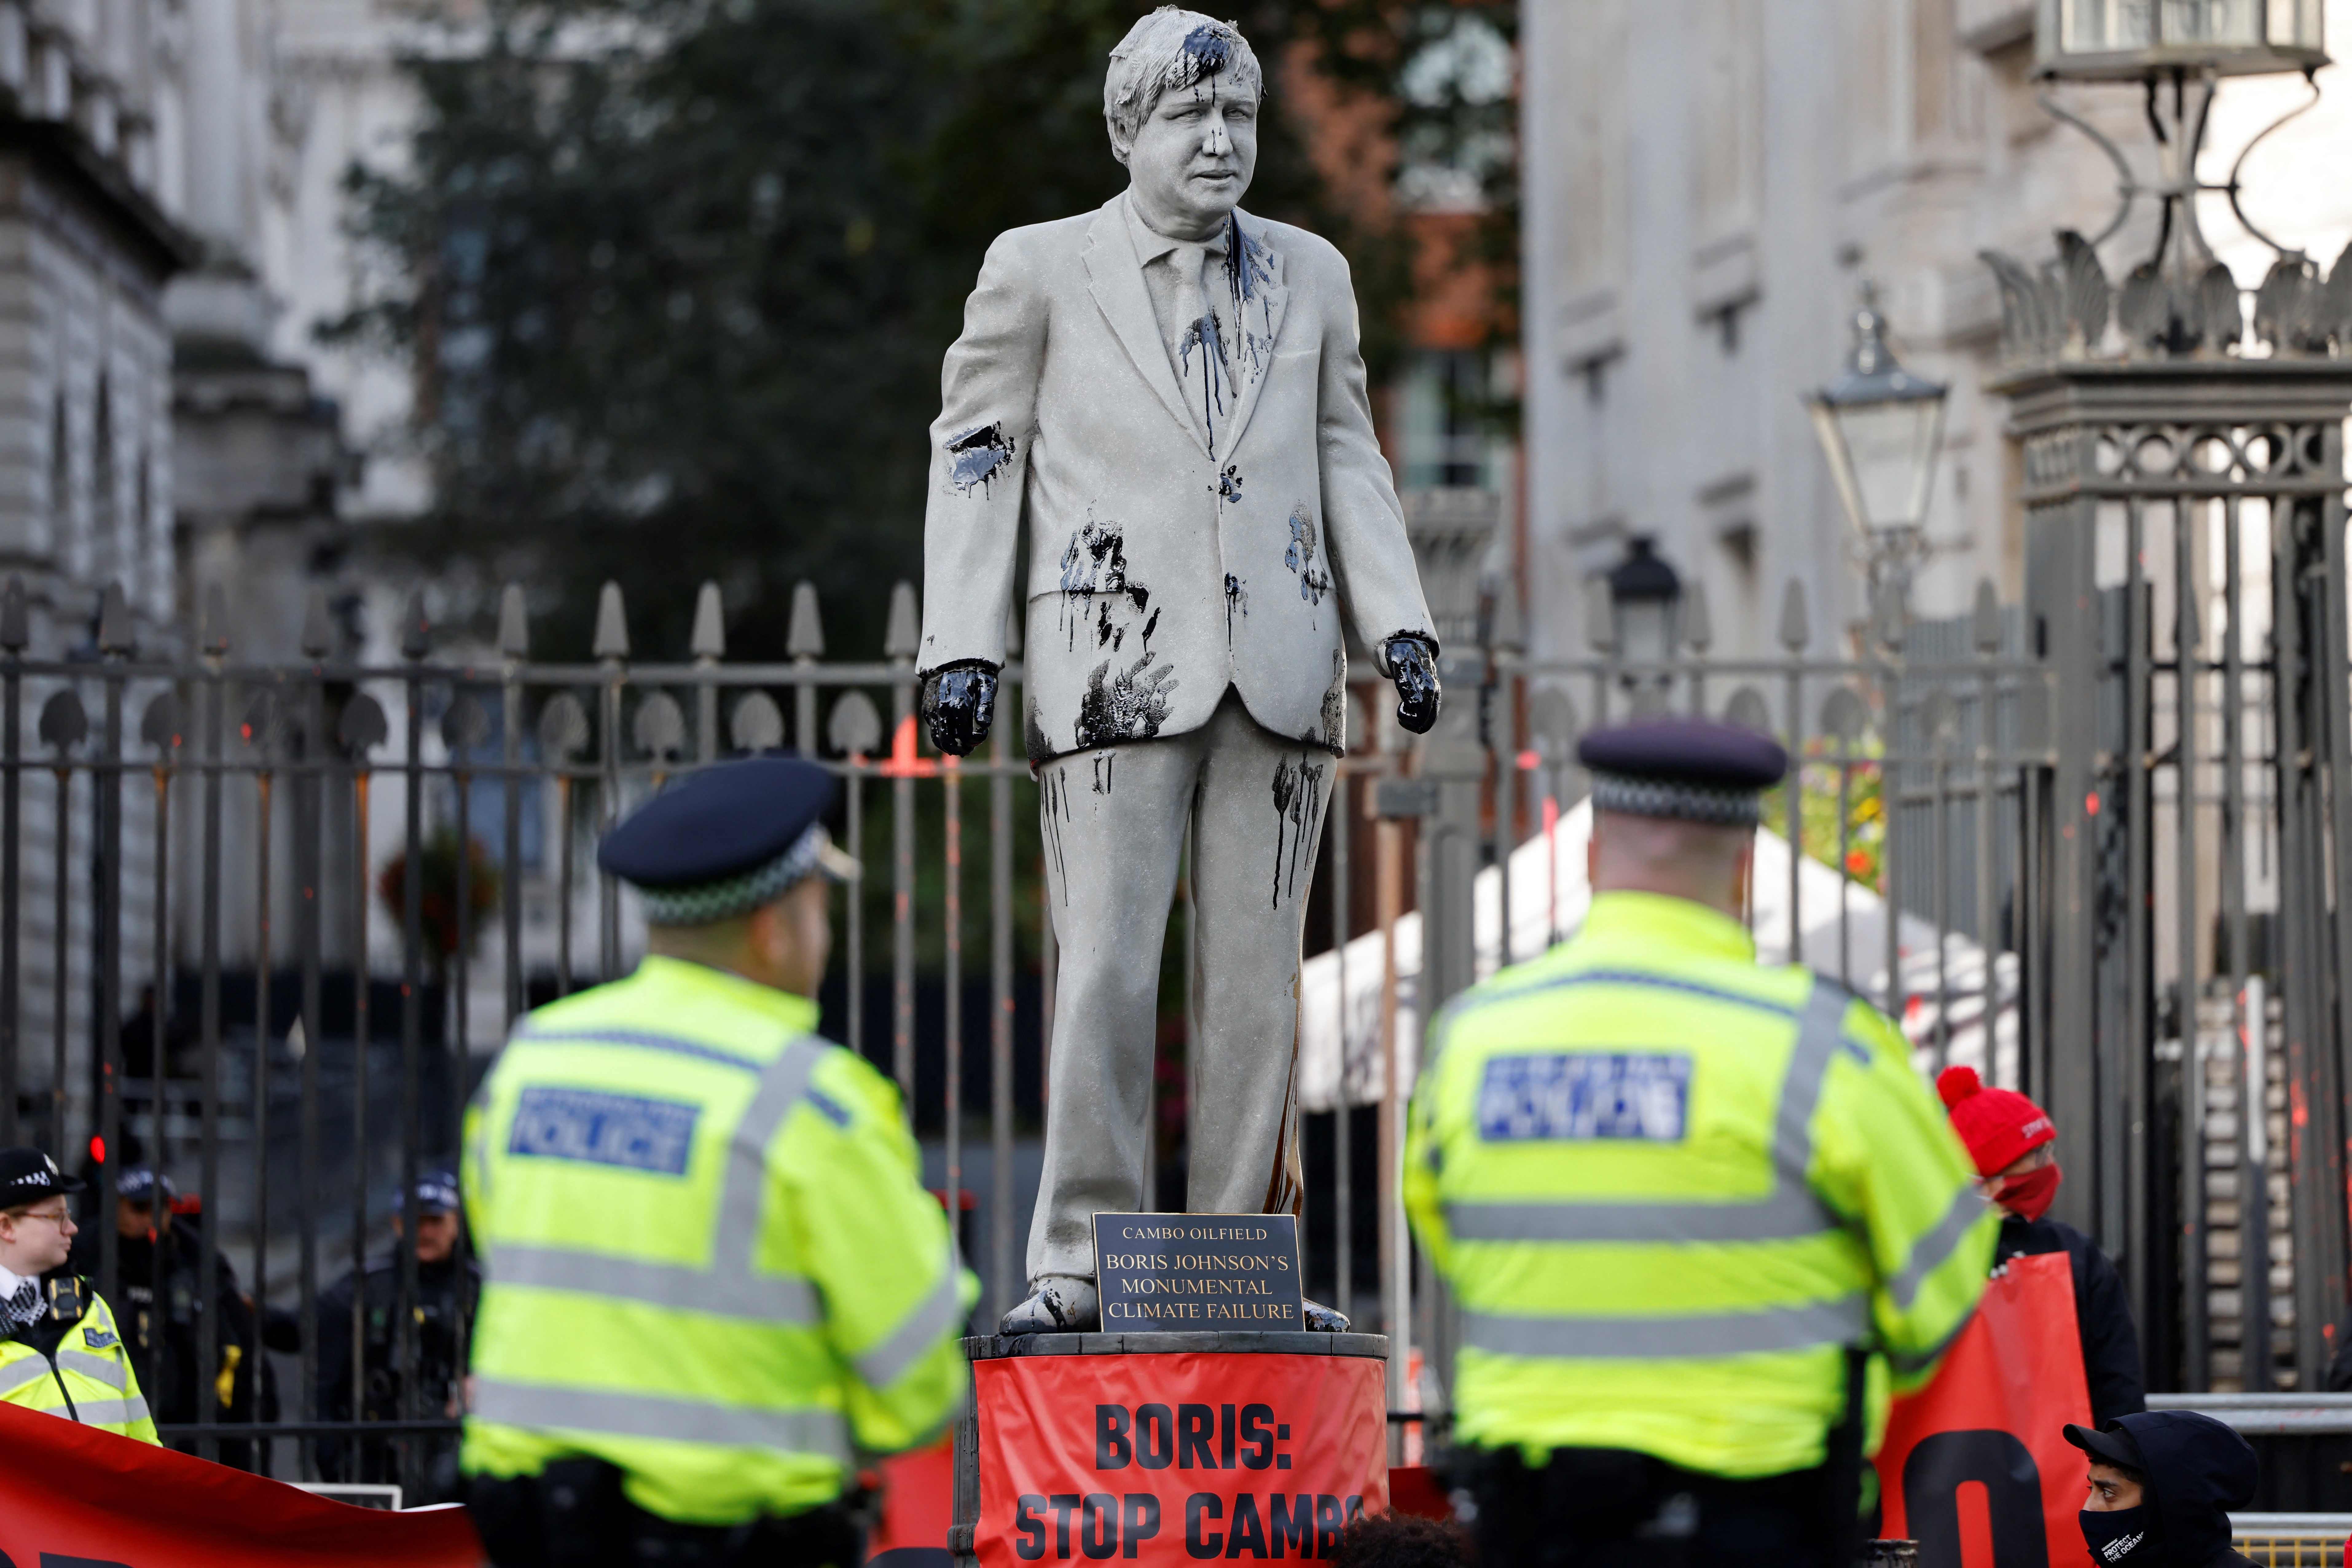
[1520,0,2352,658]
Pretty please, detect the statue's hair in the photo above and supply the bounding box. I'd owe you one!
[1103,7,1264,164]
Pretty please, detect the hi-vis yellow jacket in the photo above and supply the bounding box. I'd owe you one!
[0,1290,159,1442]
[462,956,975,1525]
[1405,892,1994,1478]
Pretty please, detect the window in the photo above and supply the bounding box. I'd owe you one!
[1395,8,1515,213]
[1397,351,1500,489]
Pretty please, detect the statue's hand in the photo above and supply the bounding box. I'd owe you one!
[922,661,999,756]
[1382,635,1442,736]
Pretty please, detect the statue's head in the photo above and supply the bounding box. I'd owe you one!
[1105,8,1263,239]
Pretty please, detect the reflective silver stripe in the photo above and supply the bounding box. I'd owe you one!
[55,1350,127,1389]
[1773,980,1856,1179]
[470,1377,849,1460]
[1887,1298,1979,1376]
[1442,977,1858,1247]
[1447,1184,1834,1245]
[1462,1294,1871,1360]
[72,1395,149,1427]
[713,1037,824,1279]
[489,1243,821,1324]
[1888,1186,1991,1310]
[0,1356,56,1396]
[513,1027,764,1074]
[853,1252,965,1389]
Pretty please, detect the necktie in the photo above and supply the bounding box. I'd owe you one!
[1165,240,1231,444]
[2,1278,40,1331]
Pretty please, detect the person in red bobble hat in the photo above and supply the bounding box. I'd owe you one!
[1938,1065,2146,1423]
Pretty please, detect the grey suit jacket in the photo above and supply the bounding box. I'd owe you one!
[917,192,1433,763]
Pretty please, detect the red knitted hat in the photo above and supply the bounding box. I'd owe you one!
[1936,1066,2056,1177]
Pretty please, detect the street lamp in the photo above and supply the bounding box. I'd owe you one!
[2002,2,2330,358]
[1605,535,1682,676]
[1806,284,1948,604]
[2037,0,2324,80]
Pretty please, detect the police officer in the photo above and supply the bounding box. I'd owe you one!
[462,755,974,1568]
[93,1166,264,1467]
[0,1147,158,1441]
[312,1171,480,1495]
[1404,718,1995,1568]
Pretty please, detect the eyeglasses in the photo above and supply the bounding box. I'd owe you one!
[12,1208,69,1228]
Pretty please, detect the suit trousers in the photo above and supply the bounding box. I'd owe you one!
[1029,688,1335,1284]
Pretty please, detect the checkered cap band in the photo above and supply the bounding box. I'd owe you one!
[1590,770,1763,827]
[636,824,828,926]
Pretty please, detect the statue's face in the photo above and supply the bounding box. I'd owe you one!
[1123,72,1258,238]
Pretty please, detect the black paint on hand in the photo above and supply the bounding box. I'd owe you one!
[1383,635,1441,735]
[923,661,999,755]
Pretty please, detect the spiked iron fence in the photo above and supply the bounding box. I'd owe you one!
[2,532,2348,1489]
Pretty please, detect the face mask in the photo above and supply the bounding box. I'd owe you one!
[2079,1503,2151,1564]
[1997,1161,2061,1221]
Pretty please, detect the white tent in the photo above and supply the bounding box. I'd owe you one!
[1296,798,2017,1111]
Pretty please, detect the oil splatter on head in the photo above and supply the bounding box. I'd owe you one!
[1103,7,1264,158]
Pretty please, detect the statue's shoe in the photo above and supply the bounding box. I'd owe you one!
[1302,1298,1350,1332]
[998,1276,1099,1335]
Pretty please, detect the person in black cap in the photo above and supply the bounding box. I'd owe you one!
[75,1165,266,1468]
[303,1170,478,1496]
[0,1147,158,1441]
[461,755,973,1568]
[1404,717,1995,1568]
[2066,1412,2260,1566]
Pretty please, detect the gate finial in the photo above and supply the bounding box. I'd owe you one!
[692,582,726,659]
[498,584,529,659]
[593,581,630,660]
[884,582,919,661]
[1777,578,1809,653]
[788,581,825,659]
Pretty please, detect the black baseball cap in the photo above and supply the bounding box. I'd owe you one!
[2064,1420,2149,1474]
[0,1147,85,1204]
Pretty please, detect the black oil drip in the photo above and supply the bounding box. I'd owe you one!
[1073,649,1178,751]
[1316,649,1346,749]
[1059,515,1150,651]
[1268,757,1327,908]
[1040,766,1072,900]
[1284,504,1331,610]
[945,423,1014,494]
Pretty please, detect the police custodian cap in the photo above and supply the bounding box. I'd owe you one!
[598,755,858,926]
[0,1148,84,1203]
[1578,717,1789,827]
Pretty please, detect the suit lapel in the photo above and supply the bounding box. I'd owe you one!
[1083,198,1211,460]
[1214,210,1290,464]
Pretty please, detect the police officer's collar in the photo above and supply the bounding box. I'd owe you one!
[1581,891,1757,963]
[629,955,822,1029]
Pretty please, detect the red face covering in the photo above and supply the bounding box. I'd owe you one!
[1995,1161,2061,1221]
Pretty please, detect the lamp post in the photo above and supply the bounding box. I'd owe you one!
[2037,0,2323,81]
[2017,2,2329,355]
[1806,284,1948,612]
[1605,536,1681,714]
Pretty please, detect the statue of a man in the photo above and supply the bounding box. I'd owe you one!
[917,6,1440,1335]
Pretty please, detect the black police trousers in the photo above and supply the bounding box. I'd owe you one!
[1468,1445,1860,1568]
[467,1460,863,1568]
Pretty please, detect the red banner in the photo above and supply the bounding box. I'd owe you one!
[1873,1249,2095,1568]
[972,1352,1388,1565]
[0,1399,480,1567]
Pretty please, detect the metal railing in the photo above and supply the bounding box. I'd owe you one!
[2,536,2346,1489]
